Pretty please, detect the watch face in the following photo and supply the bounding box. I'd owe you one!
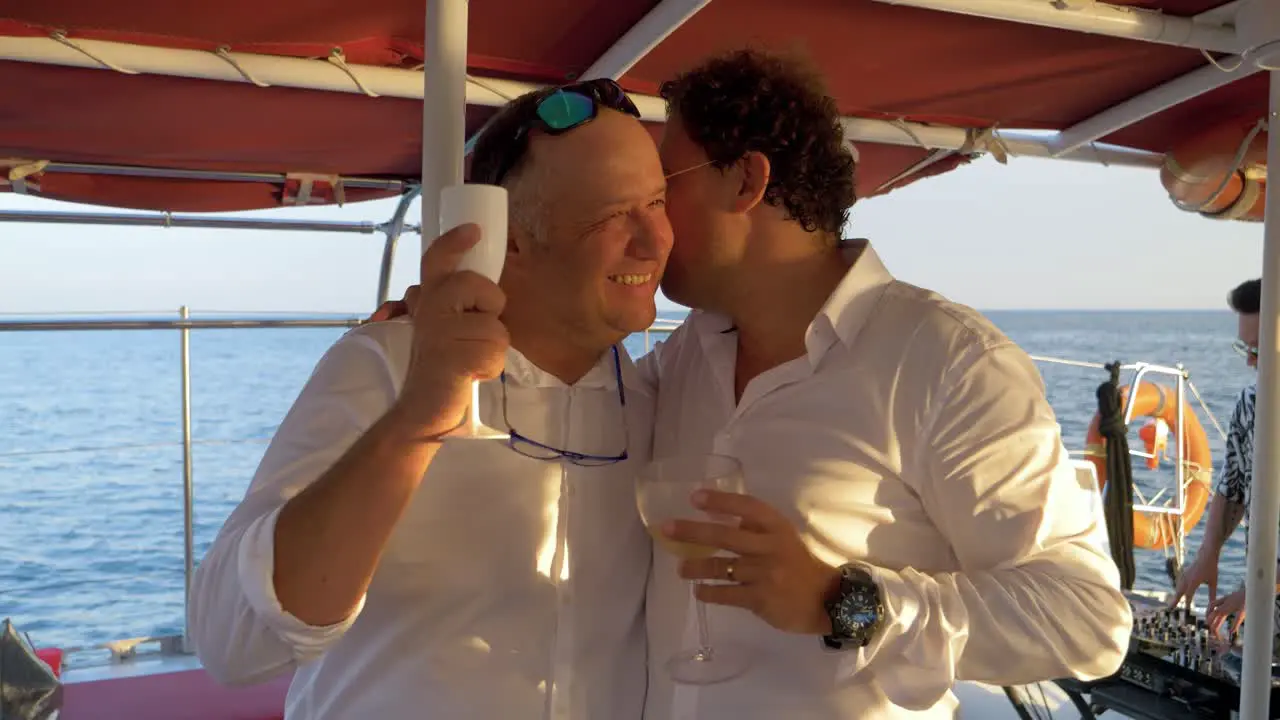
[840,591,879,630]
[832,569,882,646]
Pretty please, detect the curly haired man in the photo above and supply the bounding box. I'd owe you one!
[641,49,1130,719]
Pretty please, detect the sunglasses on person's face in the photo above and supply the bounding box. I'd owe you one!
[1233,338,1259,359]
[480,78,642,186]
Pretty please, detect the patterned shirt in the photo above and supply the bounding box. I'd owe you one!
[1211,381,1275,642]
[1216,382,1256,518]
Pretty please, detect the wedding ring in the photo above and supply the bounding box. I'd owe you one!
[726,559,737,582]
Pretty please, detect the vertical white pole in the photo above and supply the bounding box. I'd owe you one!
[179,305,195,653]
[1240,67,1280,719]
[422,0,469,254]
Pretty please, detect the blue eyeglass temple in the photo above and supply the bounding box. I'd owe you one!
[499,346,629,464]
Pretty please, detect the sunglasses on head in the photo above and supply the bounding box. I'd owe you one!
[477,78,642,186]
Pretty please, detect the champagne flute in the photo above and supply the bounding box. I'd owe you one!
[437,184,509,441]
[636,453,752,684]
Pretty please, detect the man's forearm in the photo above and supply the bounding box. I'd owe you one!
[1199,492,1246,560]
[273,404,443,626]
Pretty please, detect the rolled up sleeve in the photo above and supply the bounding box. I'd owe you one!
[188,328,400,686]
[840,343,1131,708]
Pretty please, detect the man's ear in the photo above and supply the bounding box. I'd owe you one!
[730,150,770,214]
[504,224,529,273]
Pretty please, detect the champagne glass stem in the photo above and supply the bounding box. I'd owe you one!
[468,379,483,427]
[693,581,714,661]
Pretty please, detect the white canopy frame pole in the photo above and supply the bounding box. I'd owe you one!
[580,0,712,80]
[422,0,469,254]
[376,187,423,307]
[870,0,1241,51]
[1240,66,1280,720]
[462,0,712,156]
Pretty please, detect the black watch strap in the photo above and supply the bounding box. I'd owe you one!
[822,563,884,651]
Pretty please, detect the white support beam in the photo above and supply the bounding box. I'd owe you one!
[1195,0,1243,26]
[0,34,514,105]
[1052,57,1261,157]
[0,33,1162,170]
[422,0,469,250]
[581,0,713,80]
[0,209,395,233]
[871,0,1242,53]
[840,118,1161,168]
[1240,66,1280,720]
[464,0,710,156]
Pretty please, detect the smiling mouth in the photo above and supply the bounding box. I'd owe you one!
[608,273,653,286]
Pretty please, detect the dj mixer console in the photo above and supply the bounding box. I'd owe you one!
[1058,594,1280,719]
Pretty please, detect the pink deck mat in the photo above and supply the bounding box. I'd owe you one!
[61,669,291,719]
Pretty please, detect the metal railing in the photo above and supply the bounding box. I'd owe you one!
[643,317,683,351]
[0,308,363,663]
[1030,354,1227,568]
[1,189,421,311]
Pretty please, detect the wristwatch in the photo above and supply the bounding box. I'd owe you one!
[822,563,885,651]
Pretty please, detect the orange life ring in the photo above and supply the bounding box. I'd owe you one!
[1084,382,1213,551]
[1160,115,1267,222]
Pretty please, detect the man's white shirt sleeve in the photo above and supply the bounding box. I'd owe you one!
[187,329,400,685]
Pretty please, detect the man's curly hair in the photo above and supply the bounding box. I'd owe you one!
[660,49,856,236]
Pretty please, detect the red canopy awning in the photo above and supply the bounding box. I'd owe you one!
[0,0,1259,212]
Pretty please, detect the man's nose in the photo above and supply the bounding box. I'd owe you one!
[630,215,672,260]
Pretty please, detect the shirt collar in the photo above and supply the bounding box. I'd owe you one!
[501,343,641,393]
[688,239,895,365]
[806,239,894,357]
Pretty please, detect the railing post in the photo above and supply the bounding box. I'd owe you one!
[376,187,422,308]
[1174,366,1187,568]
[179,306,195,653]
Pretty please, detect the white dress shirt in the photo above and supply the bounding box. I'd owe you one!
[188,317,654,720]
[639,241,1132,719]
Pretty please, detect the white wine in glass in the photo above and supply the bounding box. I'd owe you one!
[636,453,752,685]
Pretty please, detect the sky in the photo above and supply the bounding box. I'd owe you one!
[0,153,1264,315]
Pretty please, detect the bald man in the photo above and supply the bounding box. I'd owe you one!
[188,79,672,720]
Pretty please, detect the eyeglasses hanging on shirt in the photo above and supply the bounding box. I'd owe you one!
[498,345,630,466]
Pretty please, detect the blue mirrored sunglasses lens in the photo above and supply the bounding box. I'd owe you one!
[536,90,594,130]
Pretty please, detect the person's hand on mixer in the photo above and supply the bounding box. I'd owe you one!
[1205,585,1246,638]
[1171,551,1220,612]
[392,222,509,438]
